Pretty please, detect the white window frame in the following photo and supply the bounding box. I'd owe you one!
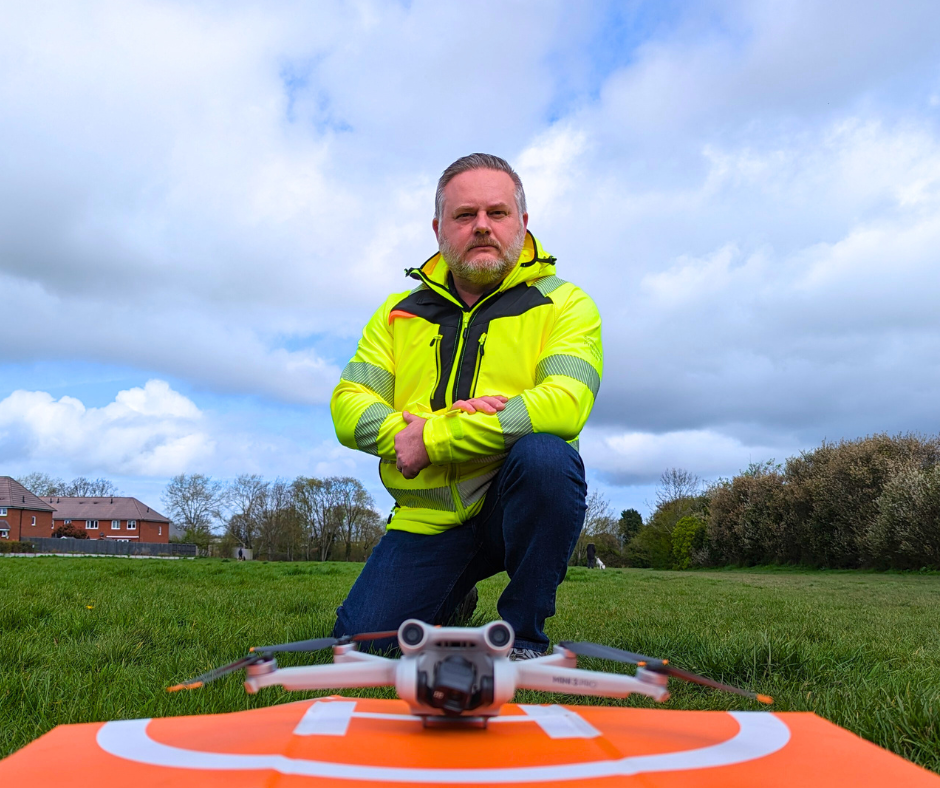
[111,519,120,530]
[158,525,162,536]
[64,519,71,524]
[0,529,8,539]
[31,515,36,526]
[0,507,6,516]
[127,520,137,530]
[86,520,99,530]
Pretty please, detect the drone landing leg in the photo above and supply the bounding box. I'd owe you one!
[421,716,489,730]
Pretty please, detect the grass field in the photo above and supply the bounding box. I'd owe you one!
[1,558,938,772]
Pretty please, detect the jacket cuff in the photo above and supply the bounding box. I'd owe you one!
[423,411,464,465]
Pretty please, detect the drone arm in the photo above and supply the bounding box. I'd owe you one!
[244,659,397,694]
[512,661,670,702]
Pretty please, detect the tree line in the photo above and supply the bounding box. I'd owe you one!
[161,473,385,561]
[21,431,939,570]
[606,433,940,571]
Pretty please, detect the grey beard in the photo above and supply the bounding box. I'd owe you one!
[440,229,526,287]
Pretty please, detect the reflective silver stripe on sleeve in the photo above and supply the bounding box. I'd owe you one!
[536,355,601,398]
[464,451,508,465]
[497,395,533,449]
[455,467,501,510]
[341,362,395,406]
[532,275,567,296]
[354,402,395,456]
[385,486,456,512]
[568,437,580,452]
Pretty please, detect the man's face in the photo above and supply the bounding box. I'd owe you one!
[433,168,528,287]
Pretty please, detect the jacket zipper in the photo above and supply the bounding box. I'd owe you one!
[430,335,442,400]
[469,332,487,398]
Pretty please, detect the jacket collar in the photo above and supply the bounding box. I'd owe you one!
[405,232,557,297]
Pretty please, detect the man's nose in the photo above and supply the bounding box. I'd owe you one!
[472,210,492,233]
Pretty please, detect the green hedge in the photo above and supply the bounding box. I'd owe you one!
[0,541,34,554]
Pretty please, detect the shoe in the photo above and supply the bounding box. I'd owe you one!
[509,647,545,661]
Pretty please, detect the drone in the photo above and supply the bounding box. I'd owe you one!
[169,619,771,722]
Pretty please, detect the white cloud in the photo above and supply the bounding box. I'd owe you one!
[3,1,940,498]
[0,381,213,476]
[581,425,793,486]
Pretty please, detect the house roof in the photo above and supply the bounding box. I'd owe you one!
[0,477,57,512]
[42,496,170,523]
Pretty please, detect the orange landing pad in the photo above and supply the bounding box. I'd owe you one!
[2,696,937,787]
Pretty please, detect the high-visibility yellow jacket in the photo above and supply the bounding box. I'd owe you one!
[331,232,603,535]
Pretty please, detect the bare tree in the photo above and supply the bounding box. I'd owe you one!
[162,474,226,548]
[256,479,301,560]
[583,489,616,536]
[65,477,120,497]
[571,487,615,565]
[226,474,269,550]
[656,468,701,508]
[17,472,66,496]
[331,477,379,561]
[293,477,349,561]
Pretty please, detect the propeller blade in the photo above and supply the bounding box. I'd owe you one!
[250,629,400,654]
[557,640,667,669]
[350,630,399,642]
[651,663,773,704]
[558,640,772,704]
[167,653,264,692]
[250,636,340,654]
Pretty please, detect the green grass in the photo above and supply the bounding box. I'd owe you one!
[1,559,938,773]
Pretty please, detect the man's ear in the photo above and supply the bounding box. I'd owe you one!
[432,217,439,241]
[522,212,529,231]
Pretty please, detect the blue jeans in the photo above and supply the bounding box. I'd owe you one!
[333,434,587,652]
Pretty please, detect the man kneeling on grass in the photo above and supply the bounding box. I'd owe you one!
[330,153,603,659]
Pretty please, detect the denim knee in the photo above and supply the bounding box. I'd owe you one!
[503,433,585,487]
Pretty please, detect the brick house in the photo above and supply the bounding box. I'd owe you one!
[0,476,56,541]
[42,496,171,543]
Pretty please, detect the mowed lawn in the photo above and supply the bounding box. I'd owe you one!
[1,558,938,772]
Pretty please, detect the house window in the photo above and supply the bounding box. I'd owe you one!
[86,520,99,530]
[111,520,120,530]
[127,520,137,530]
[31,515,36,526]
[0,507,6,516]
[158,525,162,536]
[64,519,71,524]
[0,529,8,539]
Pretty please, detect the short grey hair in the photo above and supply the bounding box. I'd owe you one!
[435,153,527,221]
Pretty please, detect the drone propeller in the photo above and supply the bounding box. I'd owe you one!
[167,654,268,691]
[558,641,772,704]
[167,629,399,692]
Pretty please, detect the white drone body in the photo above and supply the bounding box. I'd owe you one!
[243,619,670,720]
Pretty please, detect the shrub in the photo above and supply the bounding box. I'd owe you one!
[52,522,88,539]
[785,434,940,567]
[867,465,940,569]
[672,515,706,569]
[705,462,790,565]
[0,541,34,553]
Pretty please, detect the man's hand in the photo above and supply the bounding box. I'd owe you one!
[450,395,509,414]
[395,411,430,479]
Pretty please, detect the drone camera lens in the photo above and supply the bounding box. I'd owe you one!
[402,623,424,646]
[486,622,512,648]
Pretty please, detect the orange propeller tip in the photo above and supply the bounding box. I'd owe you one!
[167,681,202,692]
[637,661,646,666]
[757,694,774,704]
[662,659,669,665]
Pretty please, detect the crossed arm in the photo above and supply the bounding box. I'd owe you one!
[394,396,509,479]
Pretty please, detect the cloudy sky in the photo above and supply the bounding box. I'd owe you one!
[2,0,940,518]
